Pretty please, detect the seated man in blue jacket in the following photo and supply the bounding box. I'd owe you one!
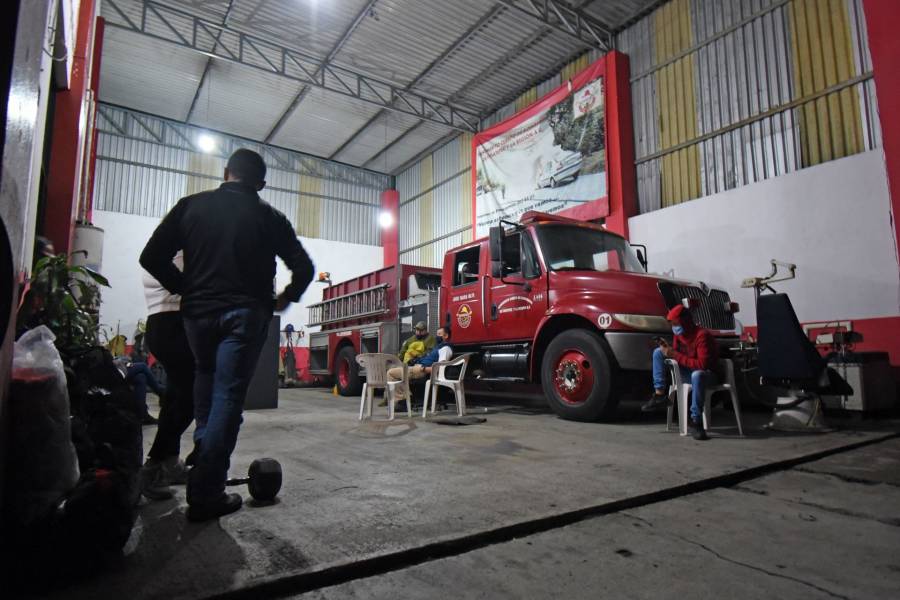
[387,327,452,384]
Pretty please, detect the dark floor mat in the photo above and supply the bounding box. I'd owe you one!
[429,415,487,426]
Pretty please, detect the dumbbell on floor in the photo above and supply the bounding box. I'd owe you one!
[225,458,282,501]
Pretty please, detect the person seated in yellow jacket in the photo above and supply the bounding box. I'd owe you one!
[403,340,427,364]
[398,321,436,364]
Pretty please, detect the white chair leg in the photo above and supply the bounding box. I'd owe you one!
[404,386,413,418]
[359,383,368,420]
[422,380,432,418]
[679,383,691,436]
[430,381,438,415]
[703,392,712,431]
[730,388,744,436]
[456,386,466,417]
[367,386,375,418]
[666,386,676,431]
[387,385,395,420]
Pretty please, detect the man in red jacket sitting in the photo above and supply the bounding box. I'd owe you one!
[641,304,718,440]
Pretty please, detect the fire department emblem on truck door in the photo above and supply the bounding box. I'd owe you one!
[457,304,473,329]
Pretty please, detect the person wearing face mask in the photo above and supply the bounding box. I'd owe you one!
[387,327,452,384]
[641,304,718,440]
[398,321,436,364]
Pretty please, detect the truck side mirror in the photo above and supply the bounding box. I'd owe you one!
[631,244,648,271]
[637,249,647,271]
[489,226,504,278]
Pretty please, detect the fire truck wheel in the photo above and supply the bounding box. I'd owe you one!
[335,346,362,397]
[541,328,616,422]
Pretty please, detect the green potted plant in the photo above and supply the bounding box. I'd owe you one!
[17,252,110,357]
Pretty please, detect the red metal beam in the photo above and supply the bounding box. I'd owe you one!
[44,0,98,254]
[601,51,636,239]
[381,189,400,268]
[863,0,900,258]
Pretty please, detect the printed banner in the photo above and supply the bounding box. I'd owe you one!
[473,59,608,237]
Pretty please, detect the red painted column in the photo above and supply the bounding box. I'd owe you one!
[863,0,900,254]
[603,51,637,239]
[381,189,400,267]
[44,0,98,254]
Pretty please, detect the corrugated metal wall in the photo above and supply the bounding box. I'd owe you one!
[620,0,879,213]
[395,0,881,258]
[93,104,389,245]
[397,134,474,268]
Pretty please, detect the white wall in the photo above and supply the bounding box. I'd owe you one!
[628,151,900,326]
[273,236,384,343]
[92,210,383,345]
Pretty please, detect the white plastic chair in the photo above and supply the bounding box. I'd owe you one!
[355,353,412,420]
[422,353,473,418]
[665,358,744,436]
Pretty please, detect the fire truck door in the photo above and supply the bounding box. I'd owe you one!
[487,231,547,341]
[446,244,484,343]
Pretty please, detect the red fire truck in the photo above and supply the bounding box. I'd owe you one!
[309,211,740,421]
[307,264,442,395]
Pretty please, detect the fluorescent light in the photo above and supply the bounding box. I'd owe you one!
[378,211,394,228]
[197,134,217,153]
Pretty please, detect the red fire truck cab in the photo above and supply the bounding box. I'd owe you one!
[309,211,740,422]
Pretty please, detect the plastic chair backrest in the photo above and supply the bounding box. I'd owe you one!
[437,353,473,382]
[665,358,684,389]
[355,353,403,386]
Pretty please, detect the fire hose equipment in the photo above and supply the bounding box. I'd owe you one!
[225,458,282,501]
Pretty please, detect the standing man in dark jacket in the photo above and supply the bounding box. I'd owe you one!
[140,149,315,521]
[642,304,718,440]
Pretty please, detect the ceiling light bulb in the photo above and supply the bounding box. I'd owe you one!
[197,134,217,153]
[378,211,394,228]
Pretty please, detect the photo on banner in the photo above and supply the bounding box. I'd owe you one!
[473,64,607,238]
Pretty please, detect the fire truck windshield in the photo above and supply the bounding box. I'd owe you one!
[535,224,646,274]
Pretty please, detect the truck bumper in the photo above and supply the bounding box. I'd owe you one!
[604,332,739,371]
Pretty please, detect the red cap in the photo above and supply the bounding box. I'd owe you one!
[666,304,686,322]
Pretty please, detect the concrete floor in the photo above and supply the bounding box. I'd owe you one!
[297,439,900,600]
[43,388,900,600]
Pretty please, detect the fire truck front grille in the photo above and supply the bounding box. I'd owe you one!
[659,283,736,331]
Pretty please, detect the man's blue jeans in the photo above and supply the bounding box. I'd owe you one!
[183,306,271,504]
[651,347,715,421]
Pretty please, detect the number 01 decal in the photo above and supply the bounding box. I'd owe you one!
[597,313,613,329]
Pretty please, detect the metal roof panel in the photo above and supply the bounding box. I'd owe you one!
[185,59,301,140]
[335,0,497,86]
[98,27,208,120]
[270,87,384,157]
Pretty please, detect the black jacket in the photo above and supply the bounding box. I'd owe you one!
[139,181,314,317]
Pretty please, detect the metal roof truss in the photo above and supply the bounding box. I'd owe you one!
[95,103,391,189]
[104,0,483,133]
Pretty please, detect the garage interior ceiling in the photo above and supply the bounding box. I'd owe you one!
[99,0,659,175]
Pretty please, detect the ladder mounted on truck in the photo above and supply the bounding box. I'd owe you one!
[307,284,390,327]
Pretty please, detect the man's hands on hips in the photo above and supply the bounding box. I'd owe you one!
[274,293,291,312]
